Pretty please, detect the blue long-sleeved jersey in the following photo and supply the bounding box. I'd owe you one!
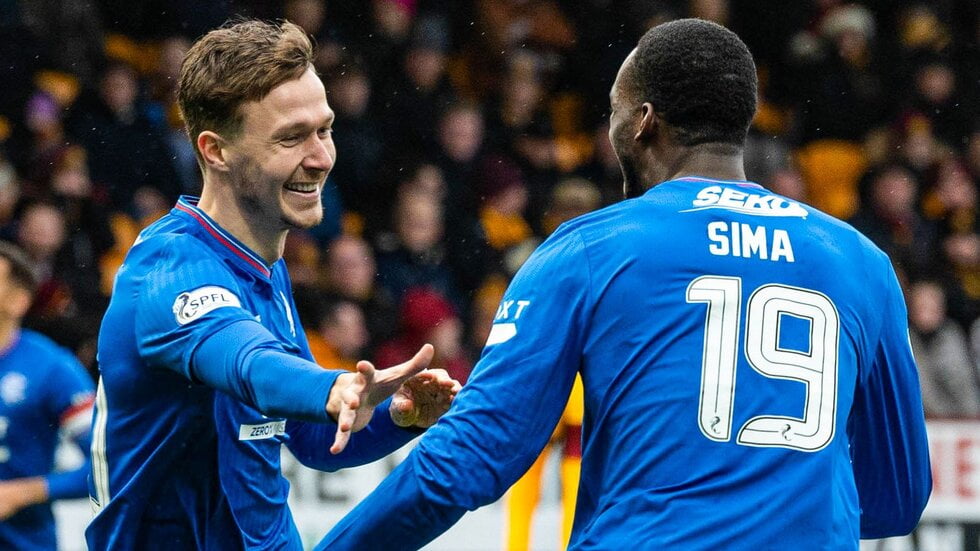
[87,197,418,550]
[320,177,932,550]
[0,329,93,551]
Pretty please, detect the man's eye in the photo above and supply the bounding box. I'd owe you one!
[317,128,333,138]
[281,136,300,146]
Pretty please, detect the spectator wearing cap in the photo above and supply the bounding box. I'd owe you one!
[376,286,472,385]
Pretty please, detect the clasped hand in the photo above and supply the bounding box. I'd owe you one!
[327,344,461,454]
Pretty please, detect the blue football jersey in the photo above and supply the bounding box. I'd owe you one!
[87,197,417,550]
[0,329,94,551]
[320,177,931,550]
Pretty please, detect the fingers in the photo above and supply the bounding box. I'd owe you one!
[412,343,435,367]
[331,389,359,455]
[331,424,350,455]
[371,345,436,402]
[389,367,462,428]
[387,344,434,379]
[356,360,376,383]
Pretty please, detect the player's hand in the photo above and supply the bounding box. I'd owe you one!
[389,368,461,428]
[328,344,435,454]
[0,477,47,520]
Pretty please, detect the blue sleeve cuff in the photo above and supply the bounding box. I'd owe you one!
[46,465,90,500]
[287,397,424,471]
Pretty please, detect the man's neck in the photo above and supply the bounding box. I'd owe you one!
[663,142,746,183]
[197,183,286,266]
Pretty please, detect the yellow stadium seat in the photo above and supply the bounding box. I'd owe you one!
[794,140,867,220]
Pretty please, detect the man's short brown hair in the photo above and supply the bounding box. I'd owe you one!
[178,19,314,165]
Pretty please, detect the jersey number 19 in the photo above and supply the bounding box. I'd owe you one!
[686,276,840,452]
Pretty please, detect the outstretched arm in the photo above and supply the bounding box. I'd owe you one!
[316,228,591,550]
[288,362,461,469]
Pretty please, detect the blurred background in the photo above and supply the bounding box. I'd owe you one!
[0,0,978,549]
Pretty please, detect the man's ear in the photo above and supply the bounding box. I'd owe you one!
[635,102,658,142]
[197,131,231,172]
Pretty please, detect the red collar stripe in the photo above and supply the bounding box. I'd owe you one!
[174,202,272,278]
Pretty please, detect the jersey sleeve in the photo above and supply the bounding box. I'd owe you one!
[285,397,420,472]
[42,348,95,500]
[848,256,932,538]
[316,227,593,551]
[134,244,338,422]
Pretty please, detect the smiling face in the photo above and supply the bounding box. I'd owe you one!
[224,67,336,231]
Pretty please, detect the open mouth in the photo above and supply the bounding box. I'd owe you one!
[283,182,319,195]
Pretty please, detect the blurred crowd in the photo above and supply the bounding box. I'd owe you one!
[0,0,978,418]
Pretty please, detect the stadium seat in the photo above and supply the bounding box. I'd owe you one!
[795,140,867,219]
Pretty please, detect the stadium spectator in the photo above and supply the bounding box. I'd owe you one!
[433,101,487,214]
[322,234,399,352]
[65,62,179,212]
[324,66,384,222]
[0,155,20,233]
[0,241,94,551]
[149,36,201,197]
[849,163,939,278]
[282,230,323,287]
[375,190,461,309]
[16,203,73,321]
[788,4,889,143]
[295,289,369,373]
[909,280,980,418]
[540,176,602,236]
[381,14,456,157]
[926,159,980,325]
[578,122,630,206]
[905,58,971,149]
[18,92,68,195]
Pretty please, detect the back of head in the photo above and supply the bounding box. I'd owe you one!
[632,18,757,147]
[178,19,314,163]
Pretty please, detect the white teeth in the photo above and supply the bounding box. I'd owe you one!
[285,183,317,193]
